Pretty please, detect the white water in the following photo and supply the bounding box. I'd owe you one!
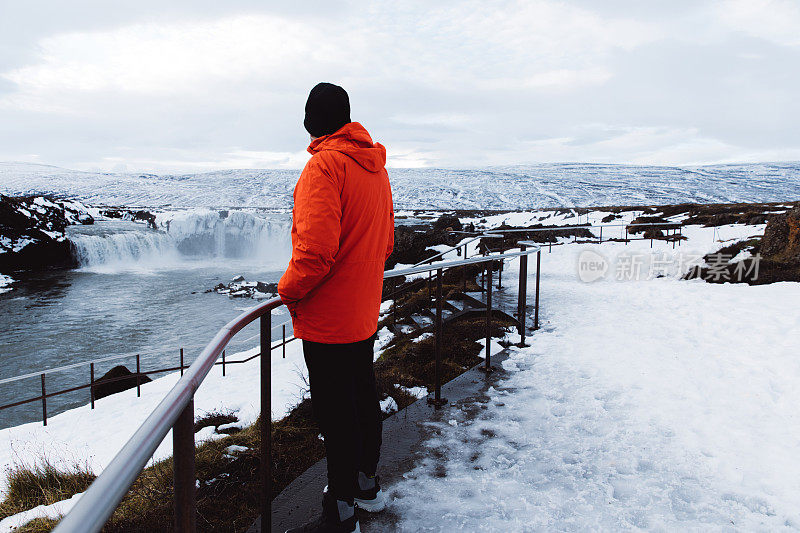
[68,209,292,273]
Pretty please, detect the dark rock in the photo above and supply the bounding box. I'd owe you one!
[627,216,672,235]
[100,207,157,229]
[94,365,151,400]
[478,224,594,253]
[0,195,88,272]
[208,279,278,299]
[432,214,462,233]
[256,281,278,294]
[643,228,664,239]
[132,210,157,230]
[684,225,800,285]
[387,224,449,269]
[601,214,620,223]
[760,207,800,263]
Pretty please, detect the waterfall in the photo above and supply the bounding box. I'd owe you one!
[68,209,292,271]
[70,231,179,270]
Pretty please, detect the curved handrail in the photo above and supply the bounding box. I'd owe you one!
[53,297,284,533]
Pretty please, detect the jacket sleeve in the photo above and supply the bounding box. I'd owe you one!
[278,157,341,309]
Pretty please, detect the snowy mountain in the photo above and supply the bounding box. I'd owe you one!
[2,161,800,211]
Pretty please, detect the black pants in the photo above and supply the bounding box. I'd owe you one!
[303,333,382,502]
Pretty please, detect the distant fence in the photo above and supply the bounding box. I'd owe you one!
[0,322,297,426]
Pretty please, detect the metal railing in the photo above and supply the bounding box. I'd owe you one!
[54,245,541,533]
[465,221,684,250]
[410,232,503,267]
[0,320,297,426]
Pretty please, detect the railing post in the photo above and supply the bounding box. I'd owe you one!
[481,261,494,373]
[599,226,603,243]
[428,269,446,408]
[180,348,184,376]
[282,324,286,359]
[173,397,196,532]
[518,246,528,346]
[497,260,503,289]
[136,355,141,397]
[222,350,226,377]
[40,374,47,426]
[90,362,95,409]
[260,312,272,531]
[534,250,541,330]
[481,249,486,291]
[391,278,397,330]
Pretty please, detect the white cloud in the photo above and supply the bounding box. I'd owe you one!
[718,0,800,47]
[0,1,798,170]
[2,15,322,97]
[390,113,473,127]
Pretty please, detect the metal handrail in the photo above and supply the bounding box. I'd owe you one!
[452,221,682,234]
[411,232,503,267]
[388,248,534,279]
[54,297,283,533]
[56,246,542,533]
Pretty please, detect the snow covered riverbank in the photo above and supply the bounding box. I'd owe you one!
[389,224,800,530]
[0,338,307,494]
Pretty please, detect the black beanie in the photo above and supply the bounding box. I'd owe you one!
[304,82,351,138]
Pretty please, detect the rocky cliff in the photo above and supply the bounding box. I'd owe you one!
[0,195,93,272]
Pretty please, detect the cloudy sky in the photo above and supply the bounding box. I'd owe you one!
[1,0,799,172]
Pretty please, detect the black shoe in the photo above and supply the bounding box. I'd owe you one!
[286,489,360,533]
[354,472,385,513]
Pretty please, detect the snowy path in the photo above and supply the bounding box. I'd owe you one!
[389,228,800,531]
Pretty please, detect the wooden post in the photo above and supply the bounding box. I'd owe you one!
[40,374,47,426]
[90,363,95,409]
[534,251,541,330]
[428,269,447,408]
[483,262,494,373]
[518,246,528,346]
[260,312,272,531]
[173,398,196,532]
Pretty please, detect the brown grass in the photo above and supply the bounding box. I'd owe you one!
[0,459,95,522]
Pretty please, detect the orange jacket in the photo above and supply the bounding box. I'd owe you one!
[278,122,394,343]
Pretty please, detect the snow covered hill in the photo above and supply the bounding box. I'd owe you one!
[2,161,800,211]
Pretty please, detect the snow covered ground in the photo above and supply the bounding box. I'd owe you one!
[0,275,12,294]
[389,224,800,531]
[2,209,795,530]
[0,335,308,496]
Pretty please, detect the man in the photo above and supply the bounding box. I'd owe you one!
[279,82,394,533]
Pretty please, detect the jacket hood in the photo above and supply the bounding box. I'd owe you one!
[308,122,386,172]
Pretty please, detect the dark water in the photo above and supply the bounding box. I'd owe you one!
[0,223,291,429]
